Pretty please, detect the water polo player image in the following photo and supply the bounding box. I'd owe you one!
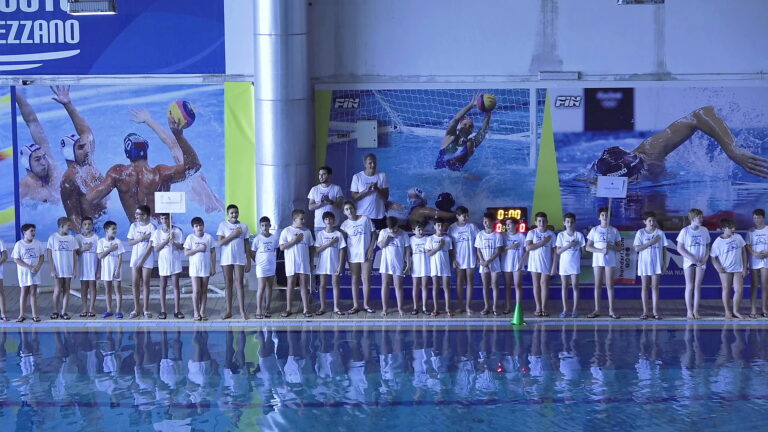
[86,108,201,222]
[435,94,495,172]
[591,106,768,180]
[16,90,61,204]
[52,86,107,233]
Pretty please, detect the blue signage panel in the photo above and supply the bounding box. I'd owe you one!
[0,0,224,75]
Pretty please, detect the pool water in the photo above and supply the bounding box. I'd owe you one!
[0,325,766,431]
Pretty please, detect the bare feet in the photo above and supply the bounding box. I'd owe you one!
[686,314,695,320]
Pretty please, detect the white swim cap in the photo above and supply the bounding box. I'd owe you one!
[19,143,41,171]
[60,134,80,162]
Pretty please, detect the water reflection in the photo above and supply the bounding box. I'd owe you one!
[1,325,768,430]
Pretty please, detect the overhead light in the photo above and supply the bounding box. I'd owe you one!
[67,0,117,15]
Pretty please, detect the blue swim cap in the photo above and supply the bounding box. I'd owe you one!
[592,146,645,178]
[124,133,148,162]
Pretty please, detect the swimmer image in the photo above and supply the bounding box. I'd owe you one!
[53,86,107,232]
[15,90,61,204]
[435,95,493,172]
[405,187,454,231]
[86,111,201,221]
[591,106,768,180]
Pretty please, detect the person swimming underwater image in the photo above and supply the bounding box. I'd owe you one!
[591,106,768,181]
[435,95,492,172]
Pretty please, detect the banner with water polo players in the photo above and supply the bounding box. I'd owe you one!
[8,84,228,242]
[0,88,13,243]
[315,85,768,294]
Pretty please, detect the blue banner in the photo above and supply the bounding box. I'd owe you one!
[0,0,224,75]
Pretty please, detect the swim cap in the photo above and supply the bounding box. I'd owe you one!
[19,143,41,171]
[407,187,427,208]
[592,146,645,178]
[435,192,455,212]
[124,133,148,162]
[60,134,80,162]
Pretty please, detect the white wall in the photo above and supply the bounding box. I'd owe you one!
[306,0,768,82]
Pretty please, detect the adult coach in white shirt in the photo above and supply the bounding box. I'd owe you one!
[350,153,389,231]
[308,166,344,233]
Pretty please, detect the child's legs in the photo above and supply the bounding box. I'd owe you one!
[19,286,29,317]
[411,277,420,310]
[87,281,97,312]
[531,272,542,312]
[349,262,361,308]
[81,279,89,313]
[561,276,570,312]
[381,273,392,311]
[490,272,499,311]
[171,274,181,313]
[605,266,616,314]
[200,276,210,316]
[540,273,551,312]
[159,275,168,313]
[114,281,123,313]
[286,274,296,312]
[53,278,63,314]
[719,272,733,315]
[233,265,246,316]
[265,276,274,311]
[733,272,745,315]
[456,270,466,309]
[480,271,491,309]
[640,275,651,314]
[318,274,328,310]
[393,275,404,312]
[361,260,373,306]
[693,266,706,315]
[593,266,605,312]
[683,266,695,316]
[191,277,201,316]
[30,285,38,317]
[431,276,440,312]
[0,280,5,317]
[131,266,142,313]
[222,264,234,312]
[331,274,341,311]
[504,272,513,310]
[760,268,768,312]
[61,278,71,313]
[465,268,476,306]
[298,273,310,313]
[650,274,660,315]
[570,274,580,312]
[441,276,451,312]
[104,281,114,312]
[514,271,524,306]
[750,269,760,312]
[420,277,430,310]
[255,277,266,314]
[141,267,152,313]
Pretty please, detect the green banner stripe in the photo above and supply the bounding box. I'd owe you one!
[224,82,256,229]
[314,90,332,169]
[532,90,563,229]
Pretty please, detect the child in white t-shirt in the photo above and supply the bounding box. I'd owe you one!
[746,208,768,318]
[676,208,710,320]
[526,212,556,317]
[586,207,622,319]
[427,218,453,316]
[216,204,251,320]
[152,213,184,320]
[12,223,46,322]
[76,216,99,318]
[184,217,217,321]
[0,238,6,321]
[555,213,586,318]
[710,218,747,319]
[314,212,347,316]
[127,204,156,319]
[501,218,527,315]
[279,209,315,317]
[340,200,377,314]
[98,221,125,319]
[448,206,479,314]
[251,216,278,319]
[377,216,410,317]
[409,221,431,315]
[633,211,668,320]
[475,213,504,315]
[47,216,80,320]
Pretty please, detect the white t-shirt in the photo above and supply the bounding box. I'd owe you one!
[587,226,621,267]
[76,233,99,281]
[279,226,314,276]
[377,229,409,276]
[340,216,374,263]
[633,228,669,276]
[526,229,555,273]
[501,232,526,273]
[711,234,746,273]
[97,238,125,281]
[747,226,768,270]
[307,183,344,229]
[448,222,479,269]
[0,239,5,280]
[409,236,431,278]
[556,231,586,276]
[474,230,503,273]
[127,222,156,269]
[184,233,215,278]
[315,230,346,275]
[151,226,184,277]
[47,233,79,278]
[216,221,250,266]
[251,233,278,278]
[676,226,710,269]
[427,234,453,277]
[12,239,46,286]
[350,171,389,219]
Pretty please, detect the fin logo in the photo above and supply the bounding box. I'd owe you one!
[555,96,582,108]
[334,98,359,109]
